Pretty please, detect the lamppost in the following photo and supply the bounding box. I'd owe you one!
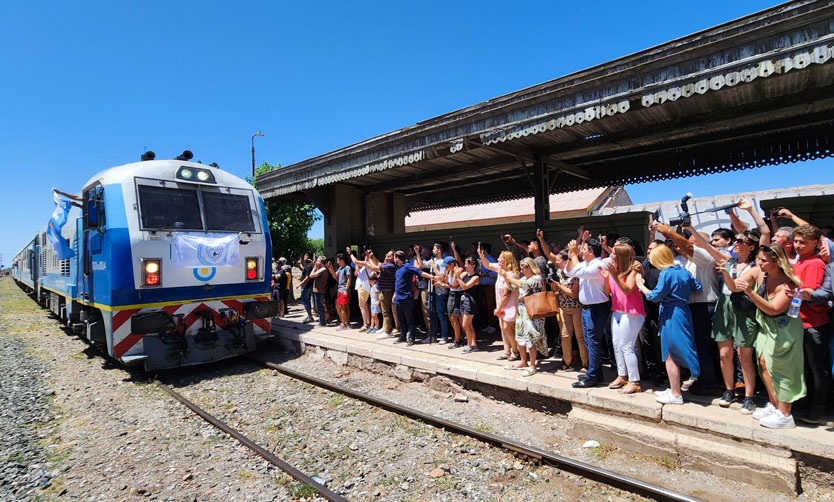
[251,131,264,179]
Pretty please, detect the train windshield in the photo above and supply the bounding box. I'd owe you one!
[137,182,258,233]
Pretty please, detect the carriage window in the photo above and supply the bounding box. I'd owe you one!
[138,185,203,230]
[202,192,256,232]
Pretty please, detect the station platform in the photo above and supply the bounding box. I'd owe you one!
[269,307,833,494]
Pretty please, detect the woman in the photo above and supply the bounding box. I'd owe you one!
[695,229,760,413]
[601,243,646,394]
[499,257,545,377]
[456,256,481,353]
[348,246,374,332]
[444,259,464,348]
[479,249,520,361]
[725,244,805,429]
[636,244,702,404]
[549,250,587,372]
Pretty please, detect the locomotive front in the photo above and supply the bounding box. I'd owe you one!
[91,157,278,371]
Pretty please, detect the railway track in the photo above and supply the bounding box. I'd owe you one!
[156,356,703,502]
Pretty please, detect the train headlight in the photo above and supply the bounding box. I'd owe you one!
[142,259,162,287]
[176,166,216,184]
[245,257,258,281]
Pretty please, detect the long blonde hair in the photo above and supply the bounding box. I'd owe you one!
[648,244,674,271]
[759,244,801,287]
[612,242,636,278]
[500,250,519,276]
[519,257,541,276]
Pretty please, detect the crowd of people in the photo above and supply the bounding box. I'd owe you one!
[276,198,834,430]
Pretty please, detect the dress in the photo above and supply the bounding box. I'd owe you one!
[643,265,702,376]
[515,275,545,349]
[752,288,807,403]
[711,259,756,347]
[494,273,518,322]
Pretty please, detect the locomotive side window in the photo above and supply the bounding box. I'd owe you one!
[202,192,256,232]
[138,185,203,230]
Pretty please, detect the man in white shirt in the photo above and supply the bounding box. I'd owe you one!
[565,237,611,388]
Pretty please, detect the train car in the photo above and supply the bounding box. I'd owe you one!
[14,151,279,371]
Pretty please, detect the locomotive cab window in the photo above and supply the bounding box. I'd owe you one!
[136,178,260,233]
[138,185,203,231]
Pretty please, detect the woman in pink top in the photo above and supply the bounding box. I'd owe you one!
[601,242,646,394]
[480,249,520,360]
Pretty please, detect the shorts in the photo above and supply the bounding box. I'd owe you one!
[447,291,461,317]
[371,304,381,314]
[357,287,371,304]
[460,294,477,316]
[337,291,350,306]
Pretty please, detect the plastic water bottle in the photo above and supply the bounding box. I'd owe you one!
[787,294,802,318]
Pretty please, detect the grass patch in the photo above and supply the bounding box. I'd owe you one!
[472,423,495,434]
[651,455,680,469]
[287,482,318,498]
[587,442,617,461]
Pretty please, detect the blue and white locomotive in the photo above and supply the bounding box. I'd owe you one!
[11,151,279,371]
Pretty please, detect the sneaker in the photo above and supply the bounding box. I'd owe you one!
[760,410,795,429]
[656,392,684,405]
[718,390,735,408]
[752,402,777,420]
[740,398,756,415]
[438,338,448,345]
[393,338,406,344]
[681,377,697,392]
[654,388,671,397]
[359,325,368,332]
[375,332,389,340]
[303,317,314,323]
[367,327,376,334]
[406,338,414,346]
[461,346,474,354]
[448,342,462,349]
[335,324,347,331]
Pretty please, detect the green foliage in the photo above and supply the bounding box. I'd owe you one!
[252,162,322,263]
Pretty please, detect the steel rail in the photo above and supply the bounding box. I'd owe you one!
[257,358,703,502]
[157,383,348,502]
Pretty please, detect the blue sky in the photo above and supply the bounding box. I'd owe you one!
[2,1,830,267]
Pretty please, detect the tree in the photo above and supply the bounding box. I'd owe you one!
[251,162,321,264]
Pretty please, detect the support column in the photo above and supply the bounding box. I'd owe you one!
[532,155,550,230]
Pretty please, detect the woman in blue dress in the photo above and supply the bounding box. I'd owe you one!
[636,244,702,404]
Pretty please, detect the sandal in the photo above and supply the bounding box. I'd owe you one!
[559,363,573,371]
[507,353,520,362]
[504,364,526,370]
[619,382,642,394]
[497,353,510,360]
[608,376,628,389]
[522,368,538,377]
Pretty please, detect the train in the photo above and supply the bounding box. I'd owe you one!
[11,151,279,371]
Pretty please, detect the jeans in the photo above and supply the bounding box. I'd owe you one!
[432,293,449,341]
[802,325,831,407]
[301,287,312,319]
[397,296,416,341]
[581,302,610,381]
[313,292,327,326]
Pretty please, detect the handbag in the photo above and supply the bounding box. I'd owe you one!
[522,290,559,319]
[729,291,755,312]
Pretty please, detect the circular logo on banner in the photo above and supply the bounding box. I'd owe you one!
[193,267,217,282]
[198,244,226,266]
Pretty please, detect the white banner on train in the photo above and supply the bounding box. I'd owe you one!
[174,234,239,268]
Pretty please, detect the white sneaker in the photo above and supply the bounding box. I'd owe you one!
[752,402,777,420]
[656,392,684,405]
[759,410,796,429]
[655,388,671,397]
[681,377,697,392]
[376,332,389,340]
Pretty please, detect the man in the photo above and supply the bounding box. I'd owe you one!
[791,224,830,424]
[478,243,499,335]
[393,247,434,346]
[566,237,610,388]
[428,242,451,344]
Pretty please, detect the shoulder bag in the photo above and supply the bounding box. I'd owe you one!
[522,279,559,319]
